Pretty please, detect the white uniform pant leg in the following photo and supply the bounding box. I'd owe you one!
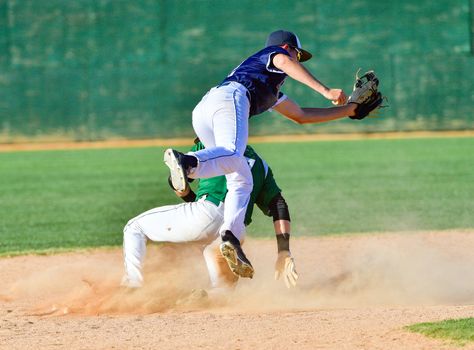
[122,224,147,288]
[122,201,224,287]
[189,82,253,238]
[189,82,250,178]
[221,167,252,240]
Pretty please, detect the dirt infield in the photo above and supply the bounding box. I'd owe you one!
[1,231,474,349]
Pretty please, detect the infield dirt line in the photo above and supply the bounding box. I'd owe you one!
[0,130,473,152]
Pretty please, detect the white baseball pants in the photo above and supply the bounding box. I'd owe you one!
[122,198,236,289]
[189,82,253,240]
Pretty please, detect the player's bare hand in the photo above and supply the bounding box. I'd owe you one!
[324,88,347,105]
[274,251,298,288]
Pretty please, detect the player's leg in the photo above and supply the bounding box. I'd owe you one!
[194,83,254,277]
[165,82,254,278]
[220,169,251,240]
[121,200,224,287]
[189,82,250,178]
[204,84,253,238]
[207,87,254,277]
[163,92,217,192]
[198,83,254,277]
[164,83,251,187]
[121,224,147,288]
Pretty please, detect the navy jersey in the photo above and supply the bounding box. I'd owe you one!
[221,46,290,117]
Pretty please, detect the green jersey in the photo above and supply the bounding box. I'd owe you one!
[191,142,281,225]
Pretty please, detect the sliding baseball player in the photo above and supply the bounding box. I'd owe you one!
[121,140,298,293]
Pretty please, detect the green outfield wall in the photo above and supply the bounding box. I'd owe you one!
[0,0,473,141]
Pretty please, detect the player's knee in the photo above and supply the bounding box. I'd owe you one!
[240,180,253,193]
[123,219,140,237]
[243,173,253,187]
[225,157,253,188]
[226,175,253,194]
[225,181,253,198]
[218,143,246,157]
[217,151,243,172]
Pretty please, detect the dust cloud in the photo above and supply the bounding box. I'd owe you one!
[3,231,474,316]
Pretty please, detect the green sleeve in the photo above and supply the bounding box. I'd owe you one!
[190,141,204,152]
[255,166,281,216]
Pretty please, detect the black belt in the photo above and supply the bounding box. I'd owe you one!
[217,81,251,101]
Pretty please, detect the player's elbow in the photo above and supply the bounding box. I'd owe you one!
[285,111,308,124]
[274,98,307,124]
[268,193,291,222]
[291,116,308,124]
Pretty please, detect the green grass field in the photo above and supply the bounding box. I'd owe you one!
[0,136,473,255]
[406,318,474,346]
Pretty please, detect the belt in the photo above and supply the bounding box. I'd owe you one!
[217,81,251,101]
[201,194,222,207]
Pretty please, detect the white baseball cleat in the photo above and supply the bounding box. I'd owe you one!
[164,148,188,192]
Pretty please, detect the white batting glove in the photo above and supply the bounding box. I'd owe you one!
[274,251,298,288]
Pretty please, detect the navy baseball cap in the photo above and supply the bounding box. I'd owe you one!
[265,30,312,62]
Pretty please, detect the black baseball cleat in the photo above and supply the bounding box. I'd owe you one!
[219,231,254,279]
[164,149,196,192]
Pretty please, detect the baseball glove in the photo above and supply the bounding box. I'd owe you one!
[348,69,384,120]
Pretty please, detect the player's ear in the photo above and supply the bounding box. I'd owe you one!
[281,43,290,50]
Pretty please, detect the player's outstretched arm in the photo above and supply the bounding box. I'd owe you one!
[268,194,298,288]
[273,97,357,124]
[272,53,347,105]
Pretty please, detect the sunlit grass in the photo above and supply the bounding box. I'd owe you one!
[406,318,474,346]
[1,137,473,253]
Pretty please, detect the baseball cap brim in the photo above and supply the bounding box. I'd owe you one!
[298,49,312,62]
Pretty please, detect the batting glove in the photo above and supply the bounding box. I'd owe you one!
[274,251,298,288]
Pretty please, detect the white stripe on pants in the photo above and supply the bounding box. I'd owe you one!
[189,82,252,240]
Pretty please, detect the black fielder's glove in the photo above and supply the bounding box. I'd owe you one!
[348,70,385,120]
[350,91,384,120]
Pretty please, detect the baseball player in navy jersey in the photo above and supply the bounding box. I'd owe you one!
[164,30,360,279]
[122,140,297,292]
